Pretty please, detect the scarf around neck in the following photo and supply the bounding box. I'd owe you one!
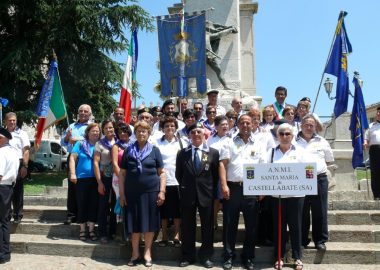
[100,136,115,151]
[81,140,93,158]
[129,141,153,173]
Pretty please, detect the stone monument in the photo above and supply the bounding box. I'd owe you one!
[168,0,261,110]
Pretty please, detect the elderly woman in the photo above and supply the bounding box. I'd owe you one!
[155,116,188,247]
[282,106,299,135]
[69,123,101,241]
[119,121,166,267]
[269,123,305,270]
[93,119,117,244]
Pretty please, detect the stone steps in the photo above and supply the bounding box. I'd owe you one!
[5,254,380,270]
[16,190,380,266]
[28,190,374,202]
[10,233,380,264]
[11,219,380,243]
[25,194,380,210]
[22,205,380,225]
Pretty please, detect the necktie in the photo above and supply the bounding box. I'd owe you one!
[194,148,201,173]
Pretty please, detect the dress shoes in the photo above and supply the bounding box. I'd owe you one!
[222,258,233,270]
[316,243,326,251]
[179,260,193,267]
[202,259,214,268]
[0,257,10,264]
[242,258,255,270]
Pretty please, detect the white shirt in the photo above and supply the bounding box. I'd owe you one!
[9,128,30,158]
[365,122,380,146]
[252,129,276,152]
[207,134,229,154]
[268,144,307,198]
[154,136,188,186]
[219,133,267,182]
[0,144,20,185]
[296,134,334,174]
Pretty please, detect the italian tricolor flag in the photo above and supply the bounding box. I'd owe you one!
[35,60,67,147]
[119,30,138,123]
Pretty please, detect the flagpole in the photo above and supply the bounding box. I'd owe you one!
[0,103,2,126]
[312,11,345,114]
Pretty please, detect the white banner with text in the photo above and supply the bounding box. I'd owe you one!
[243,163,318,196]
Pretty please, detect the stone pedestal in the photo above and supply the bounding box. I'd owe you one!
[326,112,357,191]
[331,112,352,149]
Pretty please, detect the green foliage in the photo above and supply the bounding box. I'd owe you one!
[0,0,154,125]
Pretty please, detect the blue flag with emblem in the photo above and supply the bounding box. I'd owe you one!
[157,12,206,97]
[349,74,369,168]
[325,11,353,118]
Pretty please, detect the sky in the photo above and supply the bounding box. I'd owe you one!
[113,0,380,121]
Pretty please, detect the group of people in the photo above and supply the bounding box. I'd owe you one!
[0,86,337,269]
[55,86,334,270]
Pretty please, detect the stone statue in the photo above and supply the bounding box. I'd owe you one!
[206,21,238,90]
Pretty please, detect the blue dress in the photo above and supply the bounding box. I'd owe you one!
[120,146,163,233]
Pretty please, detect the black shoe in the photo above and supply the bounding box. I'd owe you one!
[316,243,326,250]
[63,217,76,225]
[302,238,311,248]
[13,218,21,224]
[223,258,233,270]
[179,260,193,267]
[202,259,214,268]
[0,257,10,264]
[242,259,255,270]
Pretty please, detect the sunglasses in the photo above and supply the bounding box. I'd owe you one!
[279,132,292,137]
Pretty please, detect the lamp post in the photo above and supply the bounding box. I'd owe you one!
[323,76,356,100]
[324,77,334,100]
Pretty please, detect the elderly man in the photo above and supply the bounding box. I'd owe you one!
[61,104,93,225]
[219,114,267,270]
[0,127,20,263]
[176,123,220,268]
[4,112,30,224]
[296,114,334,250]
[231,97,244,119]
[205,89,226,116]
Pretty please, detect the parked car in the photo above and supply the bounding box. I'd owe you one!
[29,139,68,171]
[28,159,54,172]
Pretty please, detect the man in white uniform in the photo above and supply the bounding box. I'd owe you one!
[0,127,20,263]
[4,112,30,224]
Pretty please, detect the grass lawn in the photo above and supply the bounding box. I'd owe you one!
[24,171,66,195]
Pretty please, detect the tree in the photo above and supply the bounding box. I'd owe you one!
[0,0,153,126]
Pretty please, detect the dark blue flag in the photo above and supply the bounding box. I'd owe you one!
[325,12,352,118]
[157,13,207,97]
[349,75,369,168]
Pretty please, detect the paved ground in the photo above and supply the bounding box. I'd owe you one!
[2,254,379,270]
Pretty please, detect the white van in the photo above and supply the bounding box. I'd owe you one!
[30,139,68,171]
